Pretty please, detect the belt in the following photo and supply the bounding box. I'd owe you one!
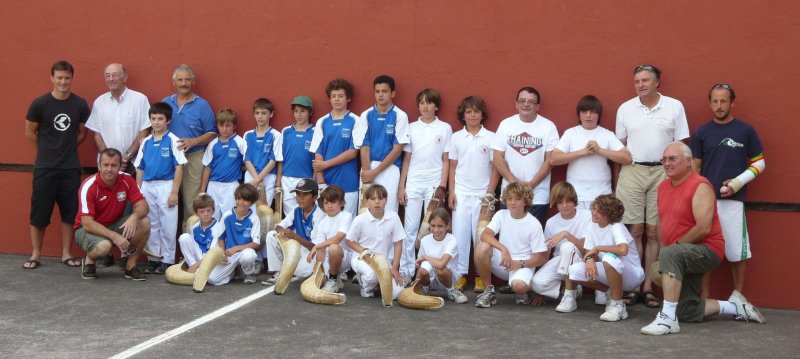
[634,161,662,167]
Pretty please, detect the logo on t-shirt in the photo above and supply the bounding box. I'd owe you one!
[507,132,542,156]
[262,143,272,154]
[53,114,71,131]
[228,147,238,157]
[435,135,443,144]
[341,128,351,139]
[719,138,744,149]
[304,140,311,150]
[385,123,395,135]
[161,147,170,157]
[116,191,127,202]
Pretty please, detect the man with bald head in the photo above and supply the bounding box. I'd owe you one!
[163,64,216,224]
[87,63,151,268]
[641,142,764,336]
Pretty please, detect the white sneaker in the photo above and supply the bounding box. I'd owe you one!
[322,278,340,293]
[641,311,680,335]
[595,290,608,306]
[261,272,280,285]
[576,285,583,299]
[360,287,374,298]
[243,274,256,284]
[600,304,628,322]
[253,260,263,275]
[515,292,532,305]
[556,294,577,313]
[352,274,360,285]
[401,274,413,287]
[448,289,469,304]
[728,294,766,324]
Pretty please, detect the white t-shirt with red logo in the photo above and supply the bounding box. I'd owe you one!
[493,114,559,204]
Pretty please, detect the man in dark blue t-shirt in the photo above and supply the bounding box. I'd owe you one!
[690,83,765,308]
[24,60,89,270]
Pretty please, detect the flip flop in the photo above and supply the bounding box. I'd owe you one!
[642,290,661,308]
[623,291,641,306]
[23,259,40,269]
[62,257,81,267]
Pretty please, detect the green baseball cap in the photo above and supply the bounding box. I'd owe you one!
[291,95,313,109]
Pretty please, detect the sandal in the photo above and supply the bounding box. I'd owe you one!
[623,291,641,306]
[23,259,40,269]
[642,290,661,308]
[62,257,81,267]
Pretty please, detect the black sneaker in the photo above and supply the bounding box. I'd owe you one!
[96,254,115,268]
[143,260,160,274]
[498,284,514,294]
[154,262,168,274]
[118,256,128,271]
[124,266,146,281]
[81,258,97,280]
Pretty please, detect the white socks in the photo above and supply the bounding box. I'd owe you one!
[719,300,738,315]
[662,300,678,319]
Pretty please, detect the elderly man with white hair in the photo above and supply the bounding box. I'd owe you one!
[641,142,765,336]
[163,64,217,225]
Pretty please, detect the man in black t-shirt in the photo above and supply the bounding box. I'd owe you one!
[23,60,89,269]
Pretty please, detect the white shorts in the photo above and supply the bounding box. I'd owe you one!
[280,176,304,216]
[207,181,240,220]
[419,260,459,290]
[568,253,644,292]
[367,160,401,213]
[318,244,352,275]
[350,253,404,299]
[717,199,752,262]
[264,230,314,278]
[490,248,534,287]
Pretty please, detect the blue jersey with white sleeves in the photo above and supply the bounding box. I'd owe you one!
[190,218,225,253]
[308,112,359,192]
[281,124,315,178]
[357,105,410,168]
[202,134,246,183]
[243,127,283,175]
[220,208,260,250]
[134,131,188,181]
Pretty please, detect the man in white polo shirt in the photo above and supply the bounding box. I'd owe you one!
[86,63,151,268]
[615,64,689,307]
[492,86,559,226]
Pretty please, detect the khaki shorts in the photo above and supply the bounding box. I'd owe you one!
[616,164,664,225]
[75,216,127,252]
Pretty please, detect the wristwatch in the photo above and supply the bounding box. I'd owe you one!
[519,260,525,269]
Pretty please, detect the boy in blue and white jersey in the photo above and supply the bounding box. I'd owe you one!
[134,102,188,273]
[213,184,261,285]
[244,98,283,207]
[178,193,225,271]
[309,78,361,217]
[202,108,247,220]
[279,95,315,215]
[355,75,410,213]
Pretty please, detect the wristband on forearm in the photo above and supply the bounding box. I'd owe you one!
[728,154,765,193]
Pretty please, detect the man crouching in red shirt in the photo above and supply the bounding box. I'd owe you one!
[75,148,150,280]
[641,142,765,336]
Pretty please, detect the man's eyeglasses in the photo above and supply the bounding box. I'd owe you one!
[635,64,655,73]
[516,99,539,106]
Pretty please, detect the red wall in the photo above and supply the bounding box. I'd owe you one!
[2,2,798,308]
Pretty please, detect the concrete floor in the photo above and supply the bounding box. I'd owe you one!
[2,254,798,358]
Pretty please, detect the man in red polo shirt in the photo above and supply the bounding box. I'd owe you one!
[641,142,765,336]
[75,148,150,280]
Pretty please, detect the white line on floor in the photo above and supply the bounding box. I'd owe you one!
[109,283,281,359]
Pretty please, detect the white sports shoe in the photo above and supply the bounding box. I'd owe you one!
[261,272,280,285]
[641,311,680,335]
[448,288,469,304]
[600,304,628,322]
[322,278,340,293]
[556,294,577,313]
[595,290,608,306]
[360,287,374,298]
[243,274,257,284]
[728,294,766,324]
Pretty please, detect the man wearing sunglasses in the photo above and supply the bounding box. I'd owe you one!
[615,64,690,308]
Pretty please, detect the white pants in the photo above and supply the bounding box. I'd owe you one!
[568,253,644,292]
[207,248,258,286]
[264,230,314,278]
[400,182,438,276]
[177,233,219,267]
[419,261,459,291]
[452,193,482,275]
[350,253,403,299]
[531,242,582,298]
[207,180,240,220]
[280,176,303,216]
[142,180,178,264]
[489,248,535,286]
[366,161,400,213]
[717,199,752,262]
[344,191,359,218]
[246,172,276,207]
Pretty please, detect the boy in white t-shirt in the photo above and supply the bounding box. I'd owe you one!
[550,95,631,209]
[398,88,453,285]
[345,184,405,300]
[307,185,352,293]
[448,96,500,292]
[416,208,468,304]
[474,182,548,308]
[530,181,592,305]
[556,194,645,321]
